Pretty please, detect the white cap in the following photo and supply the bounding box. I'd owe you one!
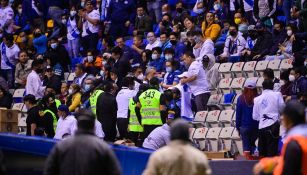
[244,79,256,88]
[178,72,188,78]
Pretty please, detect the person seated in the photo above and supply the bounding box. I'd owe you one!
[279,70,292,99]
[43,66,62,94]
[201,11,221,42]
[161,60,181,89]
[148,47,166,73]
[0,87,13,109]
[84,50,102,76]
[66,83,82,112]
[15,51,33,88]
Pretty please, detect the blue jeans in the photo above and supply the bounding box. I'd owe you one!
[1,69,14,88]
[240,127,258,153]
[283,0,293,25]
[68,38,80,58]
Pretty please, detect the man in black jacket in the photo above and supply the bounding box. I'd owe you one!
[96,82,118,142]
[112,46,131,81]
[44,109,121,175]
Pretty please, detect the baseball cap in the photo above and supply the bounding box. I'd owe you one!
[58,104,69,113]
[244,79,256,88]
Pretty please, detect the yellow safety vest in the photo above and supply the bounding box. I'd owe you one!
[128,98,144,132]
[55,99,61,108]
[89,90,104,116]
[139,89,162,125]
[44,109,57,131]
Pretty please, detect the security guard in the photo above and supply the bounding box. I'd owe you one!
[137,77,167,140]
[89,86,104,117]
[128,97,143,145]
[38,104,57,138]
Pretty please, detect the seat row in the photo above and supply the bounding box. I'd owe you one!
[192,110,236,128]
[217,76,264,94]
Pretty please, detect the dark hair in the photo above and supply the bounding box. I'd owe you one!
[134,35,143,41]
[164,48,175,55]
[103,36,115,48]
[263,68,275,80]
[184,51,195,59]
[23,94,37,104]
[241,88,258,105]
[170,119,190,142]
[169,32,178,38]
[3,33,14,42]
[111,46,123,57]
[192,30,203,37]
[103,81,114,93]
[142,49,152,62]
[186,31,193,37]
[274,20,284,28]
[121,76,134,88]
[18,50,28,57]
[293,67,302,76]
[152,47,162,54]
[184,16,194,23]
[149,77,160,87]
[262,79,274,90]
[164,89,173,102]
[31,59,44,68]
[76,63,86,72]
[282,100,306,126]
[132,66,142,73]
[229,23,238,30]
[280,70,290,82]
[76,109,95,131]
[160,32,169,38]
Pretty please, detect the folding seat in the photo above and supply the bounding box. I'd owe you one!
[231,77,246,94]
[189,127,196,141]
[12,103,24,111]
[206,110,221,128]
[64,72,70,81]
[218,63,233,78]
[267,60,281,78]
[232,129,243,155]
[13,89,26,103]
[255,61,269,76]
[218,78,232,94]
[243,61,257,77]
[232,94,240,107]
[279,59,293,71]
[67,72,76,82]
[206,127,222,151]
[232,111,236,127]
[207,94,223,107]
[219,127,235,151]
[219,93,236,110]
[192,111,208,127]
[192,127,209,150]
[231,62,245,78]
[219,110,234,127]
[256,77,264,93]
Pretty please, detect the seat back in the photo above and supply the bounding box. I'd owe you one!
[219,127,235,139]
[207,94,222,106]
[231,77,245,94]
[219,63,233,78]
[268,60,281,78]
[206,110,221,127]
[231,62,245,77]
[213,63,220,70]
[255,61,269,76]
[12,103,24,111]
[218,78,232,93]
[232,129,240,139]
[280,59,293,70]
[64,72,70,81]
[206,127,222,139]
[243,61,257,76]
[193,127,208,140]
[219,109,234,126]
[193,111,208,123]
[13,89,26,103]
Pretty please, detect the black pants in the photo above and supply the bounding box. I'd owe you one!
[81,33,99,56]
[117,118,129,139]
[258,122,280,157]
[103,124,117,142]
[194,92,210,112]
[128,132,142,147]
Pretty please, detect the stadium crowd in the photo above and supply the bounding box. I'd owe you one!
[0,0,306,174]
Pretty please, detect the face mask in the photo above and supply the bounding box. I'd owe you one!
[273,29,280,35]
[50,43,58,49]
[165,54,173,60]
[100,70,104,76]
[34,32,41,38]
[62,19,67,24]
[194,8,204,14]
[87,56,94,62]
[176,8,183,13]
[287,30,293,36]
[166,67,172,73]
[152,54,158,60]
[70,10,77,16]
[229,31,237,37]
[18,9,22,14]
[234,18,242,25]
[170,40,177,45]
[84,84,91,92]
[81,1,85,8]
[304,61,307,67]
[289,75,295,82]
[213,4,221,11]
[68,89,73,94]
[279,80,285,86]
[137,73,144,80]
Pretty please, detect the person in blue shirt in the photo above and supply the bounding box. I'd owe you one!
[161,60,181,89]
[164,48,175,61]
[148,47,165,73]
[14,3,30,33]
[106,0,136,38]
[32,28,48,55]
[169,32,186,60]
[160,32,172,52]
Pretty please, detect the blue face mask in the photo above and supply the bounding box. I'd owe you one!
[166,67,172,73]
[50,43,58,49]
[100,70,104,76]
[84,84,91,92]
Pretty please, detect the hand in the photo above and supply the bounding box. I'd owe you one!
[180,78,188,84]
[247,50,251,55]
[253,162,264,175]
[194,43,201,49]
[131,44,137,50]
[290,35,295,42]
[252,54,261,60]
[102,53,111,59]
[278,44,286,52]
[285,96,291,102]
[125,21,130,27]
[78,10,85,17]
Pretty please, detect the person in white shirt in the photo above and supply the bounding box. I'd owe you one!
[26,59,46,99]
[192,30,214,58]
[54,105,77,140]
[145,32,161,50]
[181,51,210,112]
[79,0,100,55]
[219,24,246,63]
[253,79,285,157]
[116,77,137,139]
[0,34,20,88]
[67,6,80,58]
[0,0,14,34]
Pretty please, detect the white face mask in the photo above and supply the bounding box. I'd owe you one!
[100,70,104,76]
[279,80,285,86]
[18,9,22,14]
[289,75,295,82]
[137,73,144,80]
[70,10,77,16]
[287,30,293,36]
[87,56,94,62]
[152,54,158,60]
[62,19,67,24]
[165,54,173,60]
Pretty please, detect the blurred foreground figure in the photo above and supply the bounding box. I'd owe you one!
[44,109,121,175]
[142,119,212,175]
[253,101,307,175]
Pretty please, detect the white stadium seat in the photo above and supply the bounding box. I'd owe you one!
[206,110,221,128]
[255,60,269,76]
[12,103,24,111]
[192,111,208,127]
[13,89,26,103]
[256,77,264,92]
[231,62,245,78]
[219,110,235,127]
[206,127,222,151]
[231,77,245,94]
[67,73,76,82]
[9,89,15,95]
[192,127,209,150]
[243,61,257,77]
[218,78,232,94]
[207,94,223,106]
[280,59,293,70]
[219,63,233,78]
[213,63,220,70]
[189,128,196,141]
[219,127,235,151]
[232,129,243,155]
[64,72,70,81]
[268,60,281,78]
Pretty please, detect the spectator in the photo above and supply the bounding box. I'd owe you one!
[37,103,56,138]
[111,37,132,62]
[116,77,136,139]
[219,24,246,63]
[32,28,48,55]
[44,109,121,175]
[0,33,20,88]
[106,0,135,38]
[134,6,152,36]
[54,105,77,140]
[161,60,181,89]
[0,0,14,34]
[164,48,175,61]
[111,46,131,81]
[43,66,62,94]
[254,101,307,175]
[148,47,166,72]
[15,31,32,51]
[253,79,285,157]
[241,25,257,54]
[80,77,95,105]
[236,79,259,156]
[83,49,101,76]
[201,12,221,42]
[100,36,114,55]
[24,94,40,136]
[292,0,307,32]
[13,3,30,33]
[268,21,287,55]
[160,32,172,52]
[201,54,219,89]
[14,51,33,88]
[131,35,145,65]
[22,0,45,32]
[140,49,152,71]
[47,0,66,38]
[253,0,276,28]
[0,86,12,109]
[59,82,69,104]
[169,32,186,60]
[73,64,91,91]
[181,51,210,112]
[66,83,81,112]
[142,115,173,150]
[145,32,161,51]
[280,70,292,98]
[26,59,46,99]
[142,119,212,175]
[289,67,307,100]
[157,14,172,35]
[67,5,80,59]
[79,0,100,55]
[96,82,118,142]
[192,30,214,58]
[148,0,163,23]
[263,68,281,92]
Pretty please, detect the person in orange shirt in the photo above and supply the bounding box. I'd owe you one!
[201,12,221,42]
[84,50,103,75]
[253,101,307,175]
